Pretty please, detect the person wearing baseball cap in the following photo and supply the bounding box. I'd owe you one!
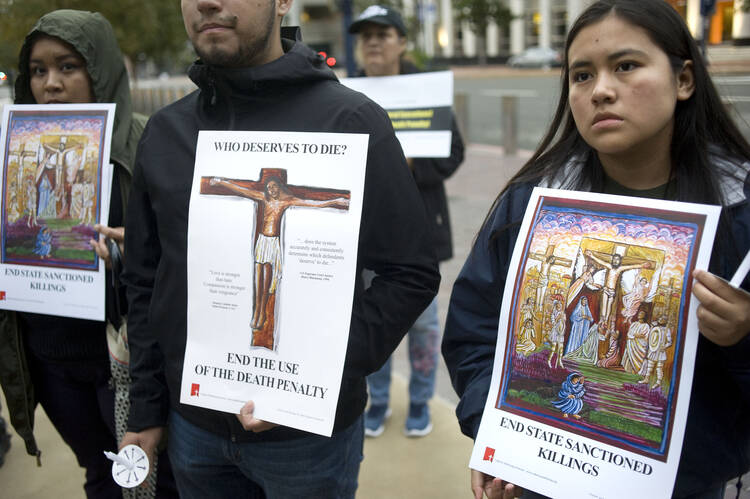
[349,5,465,440]
[348,5,408,37]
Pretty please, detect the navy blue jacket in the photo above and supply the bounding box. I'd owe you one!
[442,166,750,497]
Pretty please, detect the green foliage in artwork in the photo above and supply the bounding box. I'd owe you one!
[5,246,36,257]
[587,411,662,443]
[507,388,552,408]
[43,218,81,230]
[54,247,94,261]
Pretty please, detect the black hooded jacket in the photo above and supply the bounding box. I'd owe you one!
[123,30,440,441]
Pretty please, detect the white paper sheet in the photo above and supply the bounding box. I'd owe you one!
[340,71,454,158]
[182,130,368,436]
[470,187,720,499]
[0,104,115,321]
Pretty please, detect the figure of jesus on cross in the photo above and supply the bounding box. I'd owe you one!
[585,246,652,324]
[200,168,350,350]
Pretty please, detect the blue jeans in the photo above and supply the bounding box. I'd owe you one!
[168,410,364,499]
[367,297,440,406]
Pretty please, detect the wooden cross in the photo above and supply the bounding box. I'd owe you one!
[527,244,573,311]
[200,168,350,350]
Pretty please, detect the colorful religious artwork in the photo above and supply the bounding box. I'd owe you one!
[183,130,367,436]
[470,188,720,499]
[199,169,350,350]
[0,104,114,321]
[2,107,112,270]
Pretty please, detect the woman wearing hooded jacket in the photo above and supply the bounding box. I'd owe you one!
[0,10,176,499]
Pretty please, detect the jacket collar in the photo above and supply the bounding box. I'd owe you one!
[188,30,337,98]
[540,154,749,207]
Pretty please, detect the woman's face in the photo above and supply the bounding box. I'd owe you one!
[567,15,693,160]
[358,23,406,76]
[29,36,94,104]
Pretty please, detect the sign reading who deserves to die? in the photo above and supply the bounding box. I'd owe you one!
[183,130,367,436]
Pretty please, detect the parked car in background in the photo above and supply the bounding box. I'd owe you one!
[507,47,562,68]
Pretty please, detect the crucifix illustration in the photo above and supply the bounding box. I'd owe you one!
[585,245,652,324]
[200,168,350,350]
[528,244,572,313]
[36,136,85,219]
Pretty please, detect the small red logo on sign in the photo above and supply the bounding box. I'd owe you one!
[191,383,200,396]
[483,447,495,462]
[0,291,5,300]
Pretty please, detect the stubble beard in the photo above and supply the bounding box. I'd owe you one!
[193,3,276,68]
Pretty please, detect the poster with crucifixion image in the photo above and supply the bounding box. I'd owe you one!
[470,188,720,499]
[0,104,115,321]
[182,130,367,436]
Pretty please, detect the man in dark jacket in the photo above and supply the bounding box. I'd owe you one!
[349,5,464,438]
[120,0,439,497]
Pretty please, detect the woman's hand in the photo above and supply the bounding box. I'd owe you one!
[89,225,124,269]
[692,269,750,346]
[471,469,524,499]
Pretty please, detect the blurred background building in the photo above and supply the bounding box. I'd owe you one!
[283,0,750,68]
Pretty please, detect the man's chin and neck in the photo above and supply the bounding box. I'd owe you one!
[195,30,283,68]
[197,46,280,68]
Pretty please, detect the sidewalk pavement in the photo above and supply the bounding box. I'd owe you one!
[1,144,748,498]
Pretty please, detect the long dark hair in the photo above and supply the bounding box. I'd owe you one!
[484,0,750,232]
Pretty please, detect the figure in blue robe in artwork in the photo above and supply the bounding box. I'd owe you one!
[33,226,52,258]
[566,321,603,365]
[551,372,585,418]
[37,175,56,219]
[564,296,593,355]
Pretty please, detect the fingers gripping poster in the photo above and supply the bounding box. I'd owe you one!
[470,188,720,499]
[183,131,368,436]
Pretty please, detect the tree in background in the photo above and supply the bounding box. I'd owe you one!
[0,0,189,82]
[454,0,513,65]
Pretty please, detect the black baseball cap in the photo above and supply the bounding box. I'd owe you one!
[348,5,407,36]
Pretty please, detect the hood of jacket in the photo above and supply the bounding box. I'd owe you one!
[187,27,338,118]
[540,150,750,207]
[14,9,138,173]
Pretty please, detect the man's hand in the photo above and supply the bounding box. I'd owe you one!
[120,426,164,477]
[237,401,278,433]
[471,469,524,499]
[692,269,750,346]
[89,225,124,269]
